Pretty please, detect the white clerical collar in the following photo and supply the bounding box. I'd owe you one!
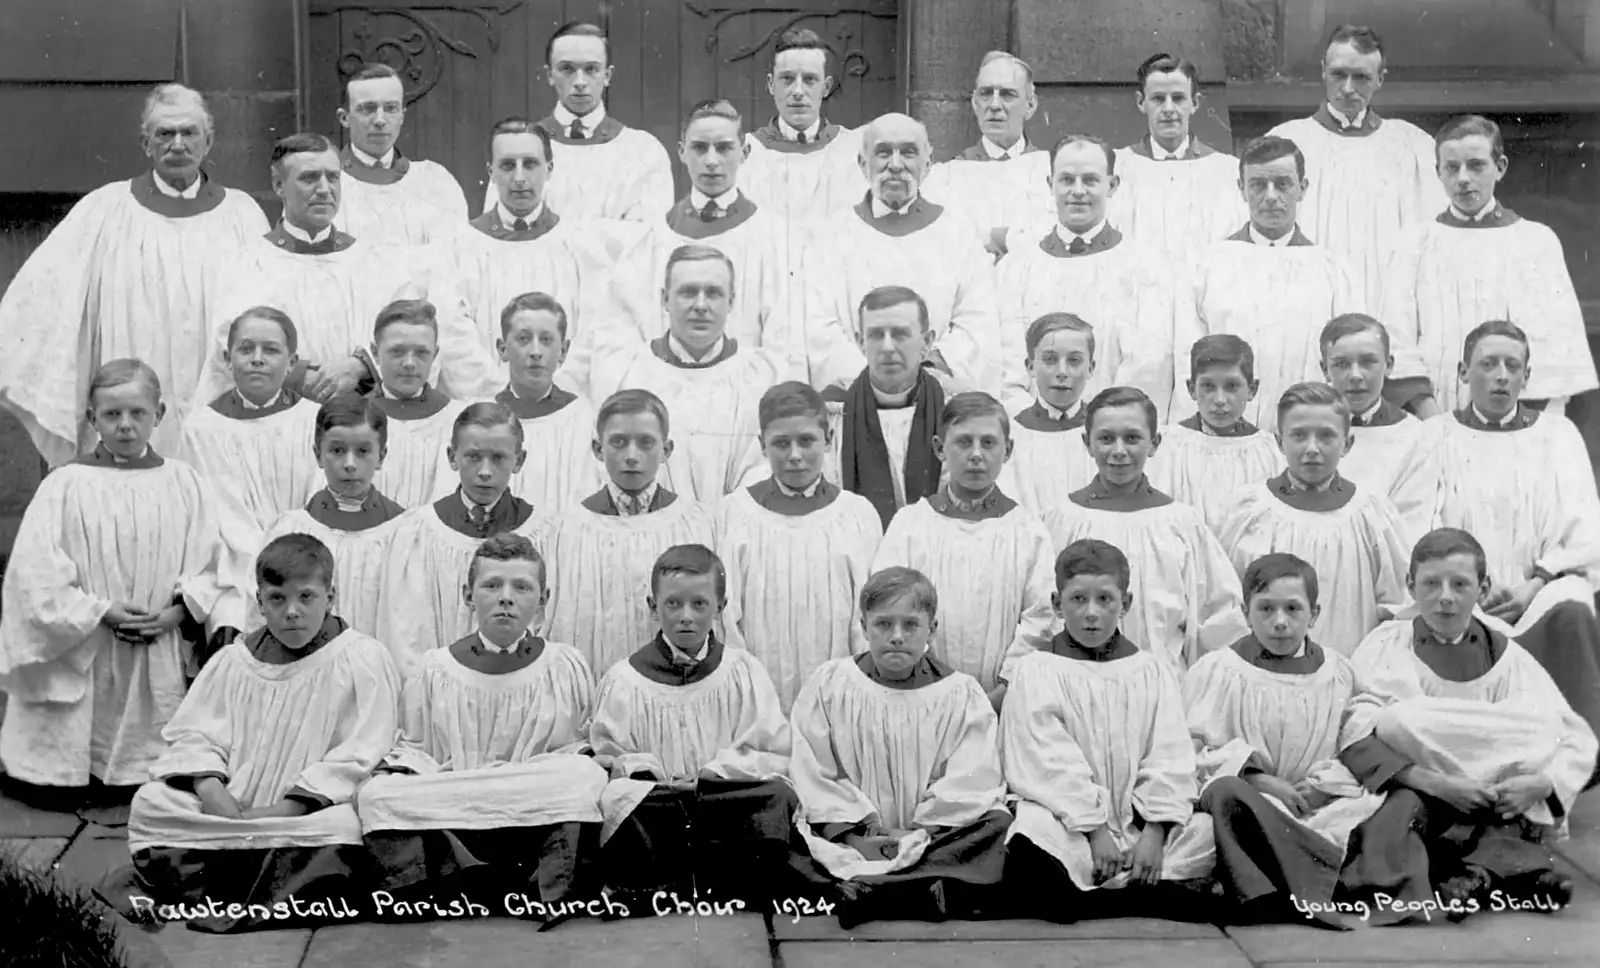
[870,381,916,407]
[981,136,1027,161]
[871,194,919,218]
[282,220,334,246]
[778,116,822,142]
[332,492,368,513]
[607,480,659,516]
[1054,219,1107,246]
[1248,223,1295,247]
[1449,196,1498,223]
[553,101,607,133]
[350,144,396,169]
[476,630,526,655]
[1326,103,1368,130]
[688,187,740,213]
[508,381,555,402]
[460,489,506,515]
[1285,471,1337,493]
[496,199,544,228]
[1150,136,1192,161]
[236,388,282,410]
[665,633,711,665]
[381,382,426,401]
[152,171,202,199]
[668,333,725,363]
[109,446,152,464]
[1037,396,1083,421]
[775,475,824,498]
[1471,403,1518,427]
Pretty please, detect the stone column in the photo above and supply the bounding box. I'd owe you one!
[904,0,1009,158]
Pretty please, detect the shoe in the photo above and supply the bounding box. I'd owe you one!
[1438,865,1491,923]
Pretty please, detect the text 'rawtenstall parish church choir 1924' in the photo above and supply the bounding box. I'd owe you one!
[2,19,1600,941]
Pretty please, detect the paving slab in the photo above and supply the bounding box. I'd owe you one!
[0,835,68,871]
[54,822,132,891]
[773,914,1222,941]
[147,924,311,968]
[302,913,772,968]
[779,938,1253,968]
[0,787,86,837]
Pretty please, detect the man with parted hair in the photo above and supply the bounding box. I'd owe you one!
[922,51,1055,255]
[482,21,672,225]
[0,83,268,465]
[333,62,468,245]
[802,112,1000,397]
[1380,114,1596,414]
[1109,52,1245,260]
[1266,24,1447,309]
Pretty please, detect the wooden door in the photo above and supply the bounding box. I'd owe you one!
[305,0,902,200]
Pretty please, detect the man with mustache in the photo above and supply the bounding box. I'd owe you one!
[334,63,469,246]
[0,83,267,465]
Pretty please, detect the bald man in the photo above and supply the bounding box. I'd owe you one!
[0,83,267,464]
[802,113,1000,395]
[923,52,1055,255]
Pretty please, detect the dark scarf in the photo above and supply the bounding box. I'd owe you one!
[841,369,944,529]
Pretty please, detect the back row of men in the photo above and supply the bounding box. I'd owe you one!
[0,21,1591,477]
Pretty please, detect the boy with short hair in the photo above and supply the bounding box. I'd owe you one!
[492,292,602,514]
[1217,382,1411,655]
[1183,552,1383,926]
[259,393,405,638]
[120,533,401,932]
[790,566,1012,925]
[1318,313,1439,548]
[356,534,608,912]
[1000,313,1098,514]
[367,298,469,508]
[543,389,717,678]
[1039,386,1247,673]
[378,401,539,676]
[717,382,882,711]
[1147,335,1282,533]
[590,544,796,907]
[1002,540,1215,920]
[870,391,1055,705]
[1338,528,1597,923]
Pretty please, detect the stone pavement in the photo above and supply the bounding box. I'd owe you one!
[3,788,1599,968]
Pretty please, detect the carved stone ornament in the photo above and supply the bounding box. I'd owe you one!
[684,1,897,98]
[311,0,527,104]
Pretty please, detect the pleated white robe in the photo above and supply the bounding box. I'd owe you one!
[1002,648,1215,890]
[1040,501,1250,672]
[997,237,1183,419]
[0,459,230,786]
[257,510,403,639]
[372,401,467,509]
[871,500,1056,692]
[1217,484,1412,656]
[922,152,1056,248]
[499,397,604,516]
[1343,414,1440,551]
[1109,149,1246,262]
[127,630,402,852]
[1379,218,1597,408]
[336,162,469,247]
[1146,424,1284,534]
[1266,116,1448,309]
[483,126,674,225]
[715,487,883,712]
[790,657,1009,880]
[541,498,717,679]
[999,423,1097,517]
[0,179,267,464]
[740,129,866,224]
[1182,647,1383,855]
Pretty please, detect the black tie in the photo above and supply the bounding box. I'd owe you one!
[568,119,585,140]
[1067,237,1089,256]
[699,199,719,223]
[468,505,489,534]
[796,131,808,145]
[512,218,530,232]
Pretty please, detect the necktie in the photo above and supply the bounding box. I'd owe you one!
[617,491,640,516]
[568,119,586,140]
[699,199,720,223]
[796,131,808,145]
[468,504,489,533]
[512,218,530,232]
[1067,236,1089,256]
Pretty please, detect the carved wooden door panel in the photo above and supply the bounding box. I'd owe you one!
[305,1,901,199]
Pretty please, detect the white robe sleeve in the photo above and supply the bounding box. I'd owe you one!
[1001,516,1060,676]
[935,239,1001,394]
[788,671,882,826]
[1000,660,1111,832]
[799,245,868,391]
[292,646,403,804]
[378,668,445,777]
[1518,226,1598,401]
[1180,654,1257,786]
[147,646,238,781]
[1187,521,1252,662]
[589,674,669,782]
[1363,496,1415,622]
[699,657,795,782]
[911,679,1007,829]
[1132,663,1200,826]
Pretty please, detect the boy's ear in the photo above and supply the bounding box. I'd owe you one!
[932,434,945,462]
[560,337,572,361]
[446,443,460,471]
[512,447,528,473]
[1307,603,1321,627]
[1121,591,1134,613]
[153,401,168,426]
[1247,379,1260,400]
[662,437,675,460]
[591,437,604,462]
[461,583,473,608]
[496,338,507,362]
[1050,590,1062,614]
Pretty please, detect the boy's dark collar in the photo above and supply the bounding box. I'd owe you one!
[1177,413,1260,437]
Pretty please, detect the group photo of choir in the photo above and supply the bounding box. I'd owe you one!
[0,17,1598,939]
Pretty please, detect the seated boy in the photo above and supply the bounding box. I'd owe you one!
[870,391,1055,705]
[493,292,602,514]
[378,401,538,677]
[717,382,883,712]
[543,389,716,678]
[1218,383,1411,655]
[258,394,405,638]
[1001,540,1216,921]
[1183,552,1384,926]
[367,298,468,508]
[590,544,796,907]
[1000,312,1098,514]
[1318,313,1439,547]
[356,534,608,913]
[1147,335,1282,534]
[790,566,1012,926]
[1040,385,1248,673]
[117,534,401,932]
[1338,528,1597,923]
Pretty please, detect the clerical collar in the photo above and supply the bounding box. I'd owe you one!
[776,475,824,499]
[282,219,334,246]
[381,382,426,402]
[981,136,1028,160]
[1450,196,1499,223]
[668,333,725,365]
[607,480,660,516]
[1470,403,1518,428]
[553,101,607,135]
[689,187,740,214]
[871,380,917,408]
[332,493,366,514]
[152,171,202,200]
[508,381,555,403]
[1149,136,1192,161]
[1326,103,1369,131]
[1055,220,1107,247]
[350,143,396,169]
[461,488,506,515]
[1248,223,1296,247]
[496,199,544,229]
[306,486,404,531]
[103,444,151,464]
[475,629,528,655]
[778,116,822,142]
[1038,397,1083,423]
[871,193,920,218]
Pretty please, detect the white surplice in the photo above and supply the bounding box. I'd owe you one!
[372,400,467,510]
[256,509,403,639]
[1343,413,1440,551]
[1110,148,1246,262]
[337,161,469,246]
[1146,423,1284,535]
[922,151,1056,248]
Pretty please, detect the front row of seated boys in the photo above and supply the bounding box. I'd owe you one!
[105,521,1595,934]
